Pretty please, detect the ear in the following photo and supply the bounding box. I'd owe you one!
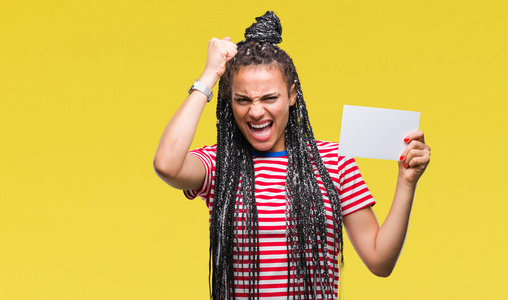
[289,84,297,106]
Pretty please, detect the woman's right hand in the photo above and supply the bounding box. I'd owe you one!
[200,37,238,88]
[154,37,237,191]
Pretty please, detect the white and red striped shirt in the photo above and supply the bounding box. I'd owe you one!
[184,140,375,299]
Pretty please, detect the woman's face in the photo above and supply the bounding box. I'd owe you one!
[231,64,296,152]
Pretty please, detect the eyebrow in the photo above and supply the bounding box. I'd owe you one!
[234,92,280,99]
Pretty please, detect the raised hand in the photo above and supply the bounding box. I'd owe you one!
[200,37,238,88]
[398,130,431,187]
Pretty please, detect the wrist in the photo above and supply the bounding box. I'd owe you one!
[188,79,214,102]
[199,71,219,90]
[396,175,417,192]
[392,178,417,208]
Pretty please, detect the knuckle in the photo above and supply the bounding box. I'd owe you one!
[413,140,424,149]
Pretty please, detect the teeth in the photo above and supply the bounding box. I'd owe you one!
[250,122,271,129]
[252,127,272,137]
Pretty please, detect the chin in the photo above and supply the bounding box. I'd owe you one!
[251,142,274,152]
[241,130,275,152]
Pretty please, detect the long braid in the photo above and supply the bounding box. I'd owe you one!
[210,11,344,300]
[286,74,345,299]
[213,75,260,299]
[285,70,344,299]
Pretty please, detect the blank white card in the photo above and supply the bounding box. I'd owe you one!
[338,105,420,161]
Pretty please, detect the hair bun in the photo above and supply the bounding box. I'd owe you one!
[243,11,282,44]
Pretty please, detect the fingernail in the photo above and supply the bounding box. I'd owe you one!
[400,155,405,161]
[404,137,409,143]
[404,163,406,168]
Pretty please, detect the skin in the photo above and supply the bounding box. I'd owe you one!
[344,129,430,276]
[153,37,431,277]
[231,65,296,152]
[153,37,237,191]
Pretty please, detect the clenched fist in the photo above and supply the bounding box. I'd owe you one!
[200,37,238,89]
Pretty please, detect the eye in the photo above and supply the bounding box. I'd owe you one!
[235,98,250,104]
[265,96,278,101]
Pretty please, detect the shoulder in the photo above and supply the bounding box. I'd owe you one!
[188,144,218,169]
[314,140,357,171]
[200,144,217,152]
[311,140,341,172]
[314,140,339,158]
[190,144,217,157]
[315,139,339,150]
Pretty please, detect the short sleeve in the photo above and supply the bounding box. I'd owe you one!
[183,144,217,206]
[336,155,376,216]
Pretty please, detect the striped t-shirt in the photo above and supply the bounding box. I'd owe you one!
[184,140,375,299]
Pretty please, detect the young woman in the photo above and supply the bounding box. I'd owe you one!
[154,11,430,300]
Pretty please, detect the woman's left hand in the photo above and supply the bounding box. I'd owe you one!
[399,130,431,187]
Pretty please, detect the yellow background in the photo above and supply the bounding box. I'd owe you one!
[1,0,507,299]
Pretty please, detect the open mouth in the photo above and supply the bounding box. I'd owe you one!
[248,121,273,137]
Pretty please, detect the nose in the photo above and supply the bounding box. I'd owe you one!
[249,101,265,119]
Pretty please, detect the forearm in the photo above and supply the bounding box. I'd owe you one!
[154,37,237,185]
[345,131,430,277]
[153,72,218,176]
[372,178,416,276]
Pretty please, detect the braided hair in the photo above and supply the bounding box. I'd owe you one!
[210,11,344,300]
